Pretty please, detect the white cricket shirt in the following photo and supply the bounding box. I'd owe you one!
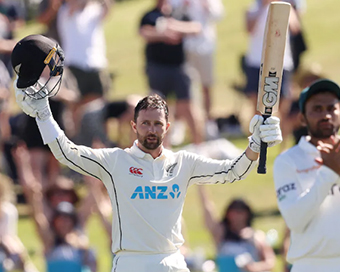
[57,2,107,70]
[37,117,257,255]
[273,136,340,264]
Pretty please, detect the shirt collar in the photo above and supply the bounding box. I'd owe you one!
[298,136,319,155]
[130,140,169,160]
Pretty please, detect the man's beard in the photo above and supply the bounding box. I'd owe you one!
[137,132,162,150]
[306,121,339,139]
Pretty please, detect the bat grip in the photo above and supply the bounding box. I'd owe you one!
[257,114,270,174]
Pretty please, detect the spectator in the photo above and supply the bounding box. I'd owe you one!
[12,144,112,239]
[171,0,225,140]
[57,0,113,106]
[37,0,64,44]
[285,0,307,72]
[73,94,142,148]
[0,173,38,272]
[198,186,276,272]
[12,145,97,271]
[139,0,203,146]
[0,0,25,77]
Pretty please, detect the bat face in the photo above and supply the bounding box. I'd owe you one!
[257,2,291,115]
[256,2,291,174]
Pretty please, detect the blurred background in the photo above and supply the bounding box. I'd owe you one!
[0,0,339,271]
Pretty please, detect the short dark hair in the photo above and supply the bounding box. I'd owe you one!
[134,94,169,122]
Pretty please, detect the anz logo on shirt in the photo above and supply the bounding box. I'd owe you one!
[131,184,181,200]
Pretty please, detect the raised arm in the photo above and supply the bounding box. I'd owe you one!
[14,83,118,183]
[188,115,281,186]
[12,145,54,253]
[139,24,182,44]
[197,186,223,245]
[139,16,201,44]
[79,175,112,239]
[244,230,276,272]
[37,0,62,26]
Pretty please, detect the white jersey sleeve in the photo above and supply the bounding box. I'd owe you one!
[37,116,119,183]
[273,153,340,233]
[187,151,257,186]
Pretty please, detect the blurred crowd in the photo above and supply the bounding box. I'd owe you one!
[0,0,327,271]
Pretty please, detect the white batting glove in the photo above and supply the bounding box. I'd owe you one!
[248,115,282,153]
[14,79,52,122]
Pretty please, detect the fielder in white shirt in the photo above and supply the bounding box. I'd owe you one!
[274,79,340,272]
[11,34,282,272]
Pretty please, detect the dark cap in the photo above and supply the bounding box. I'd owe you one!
[11,34,58,88]
[299,79,340,113]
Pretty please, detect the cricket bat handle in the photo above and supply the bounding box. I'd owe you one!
[257,114,270,174]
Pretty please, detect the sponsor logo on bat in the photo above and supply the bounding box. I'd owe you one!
[262,71,279,112]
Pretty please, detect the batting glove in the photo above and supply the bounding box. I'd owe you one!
[248,115,282,153]
[14,79,52,122]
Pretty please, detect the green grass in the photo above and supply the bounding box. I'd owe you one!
[15,0,340,271]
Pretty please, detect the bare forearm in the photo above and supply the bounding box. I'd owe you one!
[139,26,168,43]
[245,147,259,161]
[246,259,275,272]
[167,20,201,35]
[37,2,61,25]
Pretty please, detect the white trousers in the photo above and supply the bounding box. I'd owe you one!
[111,251,190,272]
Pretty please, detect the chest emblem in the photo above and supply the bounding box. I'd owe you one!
[166,163,177,177]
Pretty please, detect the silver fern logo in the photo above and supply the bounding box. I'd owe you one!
[166,163,177,177]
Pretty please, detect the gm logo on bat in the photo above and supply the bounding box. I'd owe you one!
[262,71,279,108]
[131,184,181,200]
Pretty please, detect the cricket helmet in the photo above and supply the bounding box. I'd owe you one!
[11,34,65,99]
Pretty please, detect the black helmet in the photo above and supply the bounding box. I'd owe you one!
[11,34,64,99]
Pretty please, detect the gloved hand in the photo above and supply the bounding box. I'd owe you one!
[14,79,52,121]
[248,115,282,153]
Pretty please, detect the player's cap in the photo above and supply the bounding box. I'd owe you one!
[11,34,58,88]
[299,79,340,112]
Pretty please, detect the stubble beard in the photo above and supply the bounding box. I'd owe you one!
[307,121,339,139]
[137,132,162,150]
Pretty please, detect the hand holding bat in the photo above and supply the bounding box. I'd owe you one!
[256,2,291,174]
[248,114,282,154]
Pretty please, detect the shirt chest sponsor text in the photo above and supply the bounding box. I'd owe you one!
[131,184,181,200]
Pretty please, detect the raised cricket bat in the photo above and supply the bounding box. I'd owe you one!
[257,2,291,174]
